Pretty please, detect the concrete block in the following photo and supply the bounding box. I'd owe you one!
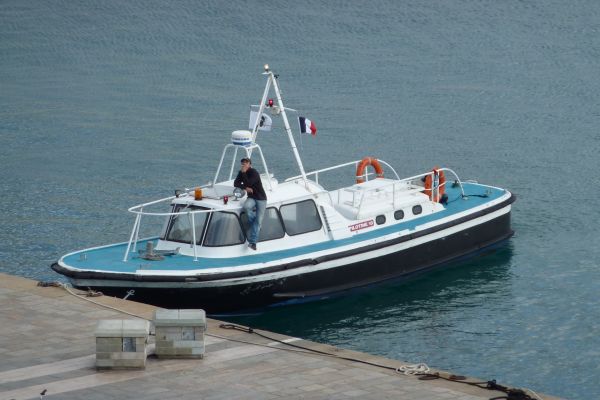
[95,338,123,352]
[156,327,204,341]
[114,359,146,368]
[174,347,193,355]
[173,340,204,349]
[190,346,205,355]
[95,352,112,360]
[94,319,149,370]
[135,337,147,348]
[154,309,206,328]
[155,339,174,348]
[155,347,177,357]
[194,327,205,336]
[95,359,116,368]
[154,309,179,325]
[181,327,195,340]
[122,319,150,337]
[95,319,149,337]
[97,359,146,369]
[156,347,204,359]
[164,331,184,341]
[122,336,136,352]
[178,309,206,321]
[110,352,146,360]
[153,310,205,359]
[94,320,123,337]
[155,326,183,340]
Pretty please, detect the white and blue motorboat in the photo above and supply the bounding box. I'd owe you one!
[52,65,515,313]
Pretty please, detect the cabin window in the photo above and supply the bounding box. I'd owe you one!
[164,205,208,244]
[394,210,404,220]
[203,212,245,247]
[376,215,386,225]
[241,207,285,242]
[412,205,422,215]
[280,200,322,236]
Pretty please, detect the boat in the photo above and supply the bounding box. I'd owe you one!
[51,65,516,313]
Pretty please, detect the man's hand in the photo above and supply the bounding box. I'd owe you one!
[245,188,253,194]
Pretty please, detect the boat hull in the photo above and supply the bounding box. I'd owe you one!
[57,207,513,313]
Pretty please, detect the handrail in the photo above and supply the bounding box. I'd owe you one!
[439,167,465,197]
[285,158,401,185]
[127,182,212,214]
[376,160,401,180]
[285,160,360,182]
[331,167,464,213]
[127,205,242,217]
[122,203,245,261]
[212,143,274,192]
[122,165,465,261]
[128,195,179,212]
[190,211,197,260]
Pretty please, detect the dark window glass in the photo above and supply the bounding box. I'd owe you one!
[203,212,245,247]
[394,210,404,220]
[241,207,285,242]
[376,215,386,225]
[412,205,422,215]
[280,200,322,236]
[164,205,209,244]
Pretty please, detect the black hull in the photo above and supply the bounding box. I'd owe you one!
[65,211,513,313]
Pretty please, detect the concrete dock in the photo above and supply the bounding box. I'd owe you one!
[0,273,555,400]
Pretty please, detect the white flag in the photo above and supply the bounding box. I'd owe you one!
[249,110,272,132]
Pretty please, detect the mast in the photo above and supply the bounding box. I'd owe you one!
[251,64,308,183]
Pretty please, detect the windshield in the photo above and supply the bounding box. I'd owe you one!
[203,211,245,247]
[163,205,209,244]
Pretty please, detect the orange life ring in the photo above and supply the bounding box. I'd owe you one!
[424,166,446,202]
[356,157,384,184]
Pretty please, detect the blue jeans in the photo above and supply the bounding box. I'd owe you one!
[243,198,266,245]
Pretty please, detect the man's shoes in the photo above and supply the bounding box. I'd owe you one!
[248,243,257,251]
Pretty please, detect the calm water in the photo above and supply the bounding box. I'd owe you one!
[1,1,599,398]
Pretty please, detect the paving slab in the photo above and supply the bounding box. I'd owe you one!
[0,273,558,400]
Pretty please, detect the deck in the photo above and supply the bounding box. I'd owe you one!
[0,272,557,400]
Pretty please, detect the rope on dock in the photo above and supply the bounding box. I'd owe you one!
[395,363,430,375]
[219,322,431,374]
[218,323,544,400]
[39,281,146,320]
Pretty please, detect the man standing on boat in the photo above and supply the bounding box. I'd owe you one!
[234,158,267,250]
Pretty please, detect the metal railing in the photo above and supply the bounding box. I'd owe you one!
[122,164,465,262]
[338,167,465,214]
[123,192,243,262]
[286,160,464,212]
[285,158,401,186]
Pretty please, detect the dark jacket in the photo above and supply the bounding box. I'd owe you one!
[234,167,267,201]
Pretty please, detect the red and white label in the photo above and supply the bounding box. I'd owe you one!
[349,220,374,232]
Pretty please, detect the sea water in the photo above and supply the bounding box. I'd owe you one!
[1,1,599,398]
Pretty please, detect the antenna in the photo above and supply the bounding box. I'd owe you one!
[253,65,307,183]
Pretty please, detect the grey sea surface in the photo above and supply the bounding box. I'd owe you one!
[1,1,599,399]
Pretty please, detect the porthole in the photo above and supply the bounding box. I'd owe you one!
[375,215,386,225]
[412,205,422,215]
[394,210,404,220]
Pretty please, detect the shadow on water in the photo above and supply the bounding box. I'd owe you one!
[221,244,515,341]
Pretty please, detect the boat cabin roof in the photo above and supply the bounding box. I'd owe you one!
[171,176,326,211]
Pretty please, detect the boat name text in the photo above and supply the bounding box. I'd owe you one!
[349,220,374,232]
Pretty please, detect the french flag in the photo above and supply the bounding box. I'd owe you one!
[298,116,317,136]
